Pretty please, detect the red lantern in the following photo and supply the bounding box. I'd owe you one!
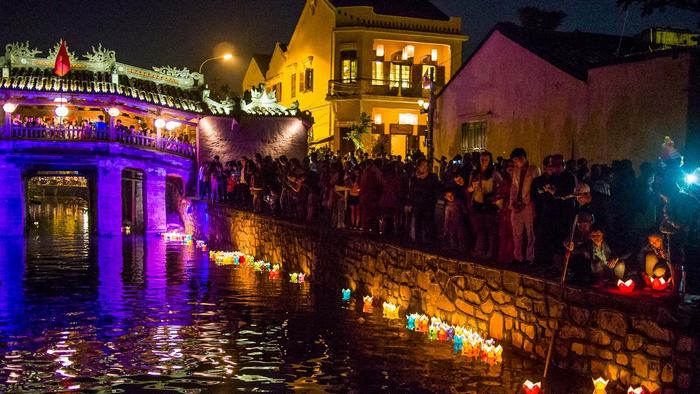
[523,380,541,394]
[651,277,671,291]
[617,279,635,294]
[627,386,648,394]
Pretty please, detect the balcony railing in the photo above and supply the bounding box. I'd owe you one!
[7,125,195,157]
[327,78,426,99]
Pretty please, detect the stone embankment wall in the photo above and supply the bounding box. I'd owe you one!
[184,200,699,392]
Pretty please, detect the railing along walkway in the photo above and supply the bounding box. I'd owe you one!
[8,125,195,157]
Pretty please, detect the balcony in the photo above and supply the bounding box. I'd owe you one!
[327,78,427,100]
[7,125,196,157]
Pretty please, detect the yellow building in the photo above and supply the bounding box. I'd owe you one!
[242,0,467,157]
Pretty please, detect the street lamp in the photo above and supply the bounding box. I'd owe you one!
[198,53,233,74]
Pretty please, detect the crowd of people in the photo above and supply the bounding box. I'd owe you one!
[197,140,700,292]
[12,114,193,144]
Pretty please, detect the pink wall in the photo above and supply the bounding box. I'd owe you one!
[197,115,309,164]
[435,31,690,167]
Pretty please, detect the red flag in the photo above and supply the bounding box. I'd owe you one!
[54,40,71,77]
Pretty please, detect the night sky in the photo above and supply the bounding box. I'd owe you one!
[1,0,697,93]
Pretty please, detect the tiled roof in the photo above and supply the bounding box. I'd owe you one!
[493,22,658,80]
[1,67,207,113]
[331,0,450,21]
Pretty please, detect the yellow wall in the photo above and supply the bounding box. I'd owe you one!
[241,58,266,92]
[249,0,466,152]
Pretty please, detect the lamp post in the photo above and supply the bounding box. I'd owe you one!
[198,53,233,75]
[419,68,436,169]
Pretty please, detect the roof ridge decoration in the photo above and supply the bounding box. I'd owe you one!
[47,41,77,63]
[83,44,116,65]
[202,88,235,116]
[152,65,204,84]
[241,84,300,117]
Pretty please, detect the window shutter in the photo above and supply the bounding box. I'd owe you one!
[306,68,314,92]
[436,66,446,86]
[300,71,305,92]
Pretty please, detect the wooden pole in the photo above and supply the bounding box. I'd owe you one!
[542,213,579,391]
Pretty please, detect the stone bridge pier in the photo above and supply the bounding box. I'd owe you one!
[0,140,194,236]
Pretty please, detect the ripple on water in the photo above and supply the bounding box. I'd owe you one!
[0,200,590,393]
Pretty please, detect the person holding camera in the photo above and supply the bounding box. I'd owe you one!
[509,148,541,264]
[467,151,503,260]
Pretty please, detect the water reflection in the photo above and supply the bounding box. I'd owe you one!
[0,200,589,393]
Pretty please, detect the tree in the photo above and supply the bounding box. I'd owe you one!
[518,6,568,30]
[343,112,372,152]
[616,0,700,15]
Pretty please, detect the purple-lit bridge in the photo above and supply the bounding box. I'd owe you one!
[0,128,194,235]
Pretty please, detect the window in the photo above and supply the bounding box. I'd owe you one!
[390,63,411,88]
[273,82,282,101]
[398,113,418,125]
[291,73,296,98]
[299,72,305,92]
[461,121,487,152]
[371,61,385,85]
[421,65,436,82]
[304,68,313,92]
[341,51,357,83]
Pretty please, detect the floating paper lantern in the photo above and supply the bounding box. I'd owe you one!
[406,314,416,330]
[446,326,455,341]
[651,277,671,291]
[290,273,299,283]
[627,387,646,394]
[382,302,399,319]
[268,265,280,280]
[428,324,438,340]
[195,240,207,251]
[298,273,305,283]
[437,324,448,341]
[523,380,541,394]
[480,339,503,366]
[463,331,483,359]
[592,377,609,392]
[342,289,352,302]
[453,334,464,354]
[617,279,635,293]
[362,296,373,313]
[418,315,429,332]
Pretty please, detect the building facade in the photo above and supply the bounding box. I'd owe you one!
[435,22,700,167]
[242,0,467,157]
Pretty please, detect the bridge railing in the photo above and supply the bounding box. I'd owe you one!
[8,125,195,157]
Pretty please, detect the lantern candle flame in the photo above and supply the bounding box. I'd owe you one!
[362,296,373,313]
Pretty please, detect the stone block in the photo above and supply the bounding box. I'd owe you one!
[559,323,586,339]
[523,340,533,353]
[466,276,486,291]
[591,359,606,375]
[455,299,475,316]
[515,297,533,311]
[569,306,590,325]
[626,334,644,351]
[571,342,584,355]
[399,286,411,300]
[437,295,456,313]
[416,272,430,290]
[463,290,481,304]
[502,271,521,294]
[599,349,614,360]
[533,300,547,316]
[646,344,672,358]
[661,363,673,383]
[589,329,612,346]
[476,266,502,289]
[522,323,536,340]
[491,291,512,304]
[481,300,494,314]
[595,309,627,336]
[631,318,672,343]
[489,312,504,340]
[512,331,524,348]
[475,310,488,320]
[524,288,545,300]
[631,354,649,379]
[616,353,629,366]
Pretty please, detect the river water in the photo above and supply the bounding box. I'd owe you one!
[0,200,589,393]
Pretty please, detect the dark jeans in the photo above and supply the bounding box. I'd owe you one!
[199,180,210,199]
[471,211,498,259]
[413,205,435,245]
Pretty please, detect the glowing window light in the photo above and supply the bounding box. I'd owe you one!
[2,102,17,113]
[431,48,438,62]
[165,121,180,131]
[154,118,166,129]
[404,45,415,58]
[399,113,418,125]
[374,113,382,125]
[108,107,121,117]
[55,105,69,117]
[375,44,384,57]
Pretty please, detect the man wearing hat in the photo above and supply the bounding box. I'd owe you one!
[573,182,611,236]
[509,148,541,264]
